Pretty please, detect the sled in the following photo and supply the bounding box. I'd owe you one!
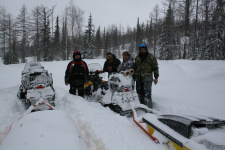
[132,108,225,150]
[2,99,88,150]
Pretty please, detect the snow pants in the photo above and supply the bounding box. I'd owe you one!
[136,78,153,108]
[69,84,84,97]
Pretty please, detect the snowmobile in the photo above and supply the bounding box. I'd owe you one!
[132,107,225,150]
[85,63,146,116]
[84,63,108,100]
[100,69,146,116]
[2,99,88,150]
[17,62,55,108]
[84,63,225,150]
[84,63,142,116]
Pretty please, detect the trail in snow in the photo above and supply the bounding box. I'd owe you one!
[0,59,225,150]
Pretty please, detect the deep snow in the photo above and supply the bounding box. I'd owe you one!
[0,59,225,150]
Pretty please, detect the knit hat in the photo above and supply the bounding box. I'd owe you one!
[122,51,130,56]
[139,44,148,51]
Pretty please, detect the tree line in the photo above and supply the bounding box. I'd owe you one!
[0,0,224,65]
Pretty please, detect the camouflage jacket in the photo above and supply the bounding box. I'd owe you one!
[134,53,159,81]
[117,56,134,72]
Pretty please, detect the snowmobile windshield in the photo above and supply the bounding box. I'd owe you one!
[88,63,105,79]
[22,62,44,74]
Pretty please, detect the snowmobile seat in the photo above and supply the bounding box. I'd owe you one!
[156,114,225,139]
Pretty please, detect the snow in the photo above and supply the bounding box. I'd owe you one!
[1,109,87,150]
[0,59,225,150]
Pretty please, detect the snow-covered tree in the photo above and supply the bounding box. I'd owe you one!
[136,17,142,50]
[52,16,61,60]
[61,17,70,60]
[67,0,84,51]
[159,3,176,60]
[40,6,52,61]
[205,0,225,60]
[81,13,96,59]
[95,26,102,57]
[17,4,31,63]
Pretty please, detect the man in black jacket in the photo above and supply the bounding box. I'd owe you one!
[65,50,89,97]
[103,52,121,75]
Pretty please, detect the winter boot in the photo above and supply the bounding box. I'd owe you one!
[144,94,153,108]
[138,94,145,104]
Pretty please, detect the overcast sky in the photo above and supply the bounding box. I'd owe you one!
[1,0,163,28]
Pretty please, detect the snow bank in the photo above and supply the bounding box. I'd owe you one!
[0,59,225,150]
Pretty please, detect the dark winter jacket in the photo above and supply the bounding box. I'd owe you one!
[65,59,89,85]
[134,52,159,81]
[117,56,134,72]
[103,54,121,74]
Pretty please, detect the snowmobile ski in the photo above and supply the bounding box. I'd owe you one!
[132,110,159,144]
[142,117,189,149]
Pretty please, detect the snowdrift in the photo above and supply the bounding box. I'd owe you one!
[0,59,225,150]
[1,108,87,150]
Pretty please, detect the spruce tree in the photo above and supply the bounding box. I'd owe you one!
[159,3,175,60]
[95,26,102,57]
[206,0,225,60]
[136,17,143,50]
[81,13,96,59]
[53,16,61,60]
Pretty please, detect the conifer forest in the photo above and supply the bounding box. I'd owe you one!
[0,0,224,64]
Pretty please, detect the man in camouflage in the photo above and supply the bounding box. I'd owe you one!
[117,51,134,73]
[134,44,159,108]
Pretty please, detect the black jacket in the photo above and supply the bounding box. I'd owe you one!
[103,54,121,74]
[65,59,89,85]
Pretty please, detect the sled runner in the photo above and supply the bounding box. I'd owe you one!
[132,108,225,150]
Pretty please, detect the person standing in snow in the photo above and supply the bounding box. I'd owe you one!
[133,44,159,108]
[65,50,89,97]
[117,51,134,73]
[103,52,121,75]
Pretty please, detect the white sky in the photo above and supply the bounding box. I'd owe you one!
[1,0,163,28]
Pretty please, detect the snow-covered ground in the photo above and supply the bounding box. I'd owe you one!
[0,59,225,150]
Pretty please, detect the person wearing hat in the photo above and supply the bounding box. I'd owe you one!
[65,50,89,97]
[117,51,134,73]
[133,44,159,108]
[103,52,121,75]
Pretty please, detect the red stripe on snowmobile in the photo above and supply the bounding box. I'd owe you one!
[35,85,45,89]
[42,102,55,110]
[132,111,159,144]
[34,102,55,110]
[67,62,88,69]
